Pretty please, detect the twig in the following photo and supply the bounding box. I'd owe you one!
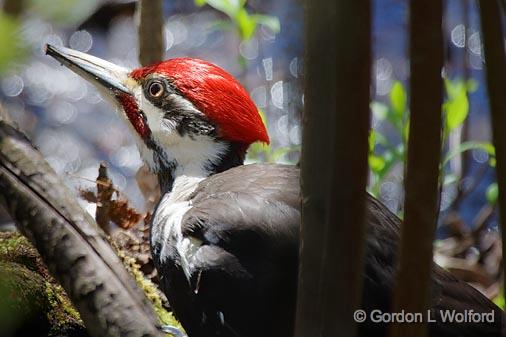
[138,0,164,66]
[96,163,114,234]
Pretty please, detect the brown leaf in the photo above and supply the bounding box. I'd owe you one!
[108,199,143,230]
[79,189,97,203]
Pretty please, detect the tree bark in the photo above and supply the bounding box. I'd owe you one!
[138,0,164,66]
[478,0,506,304]
[295,1,371,337]
[390,2,443,337]
[0,111,163,337]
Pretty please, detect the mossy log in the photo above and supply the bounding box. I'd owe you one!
[0,108,163,337]
[0,231,87,337]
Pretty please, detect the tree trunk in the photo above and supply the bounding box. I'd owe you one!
[390,2,443,337]
[478,0,506,304]
[295,1,371,336]
[138,0,164,66]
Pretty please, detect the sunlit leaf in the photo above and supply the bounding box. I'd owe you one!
[371,102,388,120]
[251,14,280,33]
[444,79,460,98]
[466,79,478,93]
[442,141,495,167]
[445,86,469,131]
[493,294,505,309]
[369,130,376,152]
[390,81,407,116]
[369,155,386,172]
[443,173,458,186]
[236,8,257,40]
[201,0,239,19]
[402,120,410,143]
[258,109,269,128]
[269,145,300,162]
[0,14,27,75]
[486,183,498,204]
[194,0,207,6]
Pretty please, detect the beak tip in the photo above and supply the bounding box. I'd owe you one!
[44,44,57,58]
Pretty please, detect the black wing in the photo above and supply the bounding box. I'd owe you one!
[161,163,503,337]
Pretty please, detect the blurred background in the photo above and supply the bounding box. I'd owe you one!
[0,0,503,304]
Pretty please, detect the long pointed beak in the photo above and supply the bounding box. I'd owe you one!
[45,44,131,96]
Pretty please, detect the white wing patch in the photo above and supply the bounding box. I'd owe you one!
[151,176,206,284]
[179,235,204,281]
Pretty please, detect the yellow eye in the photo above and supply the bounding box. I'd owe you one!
[148,81,164,98]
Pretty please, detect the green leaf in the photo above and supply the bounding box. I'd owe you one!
[251,14,280,33]
[402,120,410,143]
[444,79,460,98]
[466,79,478,93]
[201,0,239,18]
[0,14,28,75]
[442,141,495,167]
[194,0,207,6]
[443,173,458,186]
[390,81,407,116]
[445,87,469,131]
[369,130,376,152]
[371,102,388,120]
[236,8,257,40]
[486,183,498,204]
[369,155,386,172]
[493,294,505,309]
[257,109,269,128]
[269,145,300,162]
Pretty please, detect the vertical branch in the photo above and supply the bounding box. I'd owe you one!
[95,163,114,234]
[3,0,24,16]
[296,0,371,336]
[138,0,164,66]
[478,0,506,298]
[390,1,443,337]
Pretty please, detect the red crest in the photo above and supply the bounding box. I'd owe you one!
[131,58,269,145]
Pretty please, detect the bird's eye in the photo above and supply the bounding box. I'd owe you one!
[148,81,164,98]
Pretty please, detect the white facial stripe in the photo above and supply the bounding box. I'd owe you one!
[129,85,227,178]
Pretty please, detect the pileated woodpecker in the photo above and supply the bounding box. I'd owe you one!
[45,45,503,337]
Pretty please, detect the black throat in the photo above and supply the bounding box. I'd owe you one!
[146,139,247,194]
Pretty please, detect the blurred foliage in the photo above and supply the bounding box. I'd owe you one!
[247,110,299,163]
[368,79,496,203]
[26,0,99,26]
[194,0,280,40]
[0,13,28,75]
[494,293,505,309]
[0,0,98,75]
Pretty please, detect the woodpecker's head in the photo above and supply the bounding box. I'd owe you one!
[45,45,268,191]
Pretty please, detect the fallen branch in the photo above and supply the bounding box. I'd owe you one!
[0,109,163,337]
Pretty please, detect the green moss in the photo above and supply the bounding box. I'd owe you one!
[0,232,86,337]
[115,248,184,336]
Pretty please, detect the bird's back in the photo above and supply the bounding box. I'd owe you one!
[151,163,504,337]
